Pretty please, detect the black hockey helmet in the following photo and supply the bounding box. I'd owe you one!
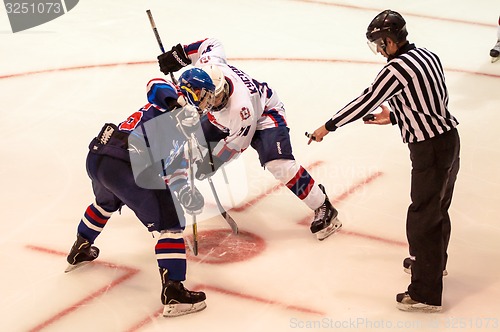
[366,10,408,44]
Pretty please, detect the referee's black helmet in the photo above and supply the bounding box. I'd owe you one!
[366,10,408,43]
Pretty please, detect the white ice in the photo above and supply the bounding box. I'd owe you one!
[1,1,500,331]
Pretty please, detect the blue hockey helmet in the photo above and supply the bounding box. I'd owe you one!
[178,68,216,112]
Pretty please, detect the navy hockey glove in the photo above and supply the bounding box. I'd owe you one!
[177,184,204,215]
[195,153,223,181]
[157,43,191,75]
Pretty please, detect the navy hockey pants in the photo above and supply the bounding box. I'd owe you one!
[85,152,185,232]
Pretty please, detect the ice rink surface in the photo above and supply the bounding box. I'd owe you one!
[1,1,500,331]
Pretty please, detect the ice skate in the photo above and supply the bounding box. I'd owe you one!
[490,41,500,63]
[396,292,442,313]
[65,233,99,272]
[160,268,207,317]
[403,257,448,276]
[310,184,342,240]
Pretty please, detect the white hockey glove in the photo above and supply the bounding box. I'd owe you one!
[172,104,201,138]
[180,104,200,128]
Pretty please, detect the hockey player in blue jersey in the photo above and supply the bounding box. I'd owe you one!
[157,38,341,240]
[65,68,215,317]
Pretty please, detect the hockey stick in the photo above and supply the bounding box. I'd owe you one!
[192,140,238,234]
[146,9,177,84]
[147,9,237,236]
[186,137,199,255]
[208,177,239,234]
[146,9,198,255]
[221,166,236,207]
[206,143,239,234]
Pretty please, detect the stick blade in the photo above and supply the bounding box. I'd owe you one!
[193,240,198,256]
[223,212,239,234]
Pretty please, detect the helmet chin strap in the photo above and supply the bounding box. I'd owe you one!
[181,86,200,104]
[386,40,409,61]
[212,82,230,111]
[212,93,228,112]
[380,38,388,54]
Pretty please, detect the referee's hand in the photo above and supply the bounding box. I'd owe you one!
[307,125,329,144]
[364,105,392,125]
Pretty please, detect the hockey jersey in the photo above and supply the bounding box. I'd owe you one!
[90,78,191,189]
[118,78,181,133]
[183,38,287,163]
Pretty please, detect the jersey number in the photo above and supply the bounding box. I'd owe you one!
[252,79,273,98]
[237,125,251,137]
[119,111,144,131]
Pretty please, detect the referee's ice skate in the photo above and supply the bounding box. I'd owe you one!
[65,233,100,272]
[396,292,442,313]
[160,268,207,317]
[490,41,500,63]
[403,256,448,276]
[310,184,342,240]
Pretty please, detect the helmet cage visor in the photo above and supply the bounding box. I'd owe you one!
[213,80,230,111]
[198,87,215,113]
[180,85,215,114]
[367,37,387,54]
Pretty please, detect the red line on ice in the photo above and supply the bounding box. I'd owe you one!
[1,58,499,81]
[296,171,406,247]
[199,284,325,315]
[125,308,164,332]
[231,160,324,212]
[229,163,404,247]
[25,245,139,332]
[125,283,326,331]
[331,171,384,205]
[0,61,152,80]
[294,0,496,28]
[336,230,406,247]
[227,160,405,247]
[125,284,325,332]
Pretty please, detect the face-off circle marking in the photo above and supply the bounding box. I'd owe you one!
[186,229,266,264]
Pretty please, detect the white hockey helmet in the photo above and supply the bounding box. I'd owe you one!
[201,64,229,111]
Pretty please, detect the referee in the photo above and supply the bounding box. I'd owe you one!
[308,10,460,312]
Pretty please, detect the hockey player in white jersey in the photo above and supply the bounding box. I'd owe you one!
[157,38,341,240]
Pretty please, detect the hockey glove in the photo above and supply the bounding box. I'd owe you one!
[172,104,201,138]
[195,153,224,181]
[157,43,192,75]
[177,184,204,215]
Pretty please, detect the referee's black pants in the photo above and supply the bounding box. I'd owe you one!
[406,128,460,306]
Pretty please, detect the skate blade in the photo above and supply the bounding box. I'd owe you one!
[163,301,207,317]
[64,261,91,273]
[492,57,499,63]
[316,218,342,241]
[396,302,442,313]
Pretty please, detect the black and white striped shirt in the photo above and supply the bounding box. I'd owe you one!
[325,43,458,143]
